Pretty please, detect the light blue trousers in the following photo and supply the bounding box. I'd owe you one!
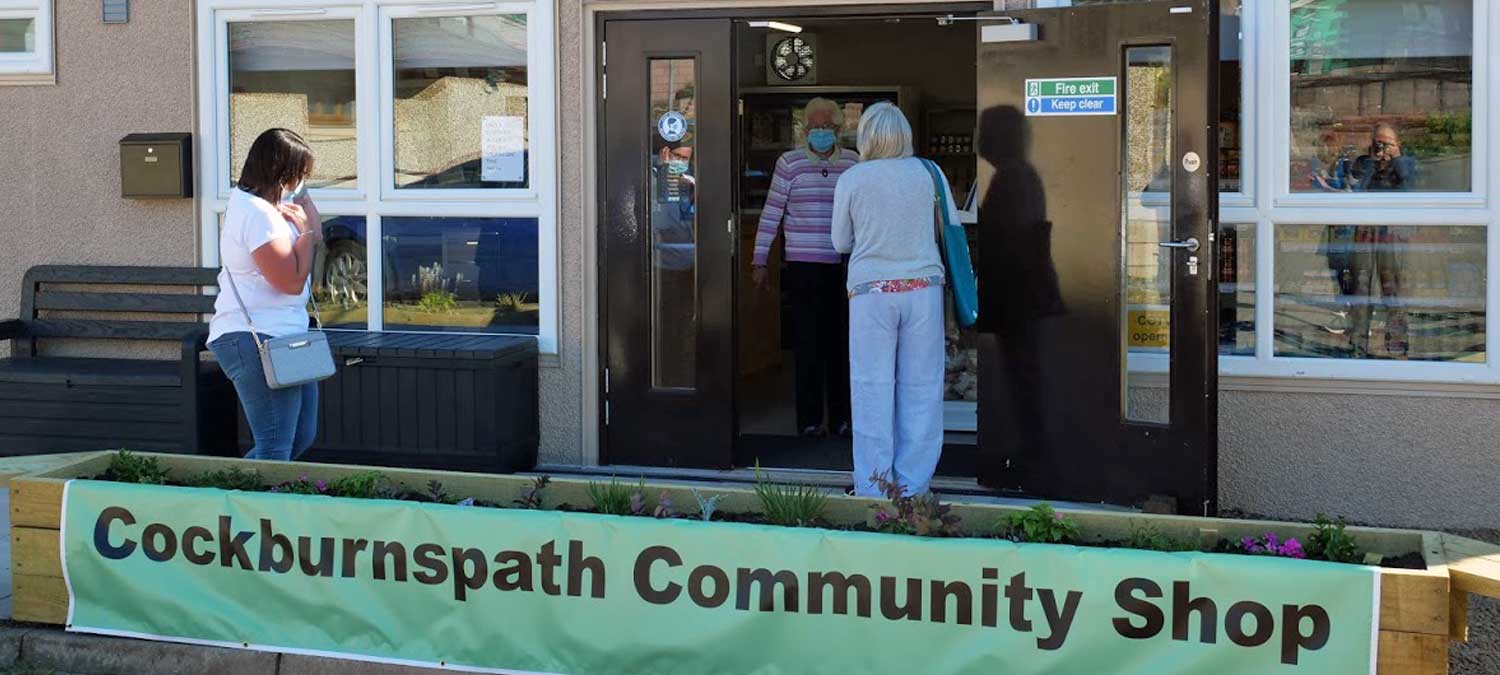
[848,286,946,497]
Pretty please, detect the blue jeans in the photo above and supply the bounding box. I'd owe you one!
[209,332,318,461]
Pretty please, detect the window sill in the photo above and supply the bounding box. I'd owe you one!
[0,72,54,86]
[539,352,561,369]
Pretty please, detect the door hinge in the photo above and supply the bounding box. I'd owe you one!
[604,400,611,426]
[728,217,736,257]
[602,73,607,100]
[604,367,610,394]
[601,42,607,99]
[738,98,744,116]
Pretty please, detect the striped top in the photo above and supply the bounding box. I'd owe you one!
[752,148,860,266]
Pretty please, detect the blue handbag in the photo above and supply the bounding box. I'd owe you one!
[921,159,979,328]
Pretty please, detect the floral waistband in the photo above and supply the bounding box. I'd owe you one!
[848,275,945,299]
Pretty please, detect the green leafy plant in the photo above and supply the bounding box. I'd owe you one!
[496,291,531,312]
[424,480,451,504]
[326,471,395,499]
[1306,514,1362,563]
[753,462,828,527]
[272,476,327,495]
[186,467,266,492]
[652,490,678,519]
[690,488,723,522]
[1002,503,1081,544]
[1126,522,1196,552]
[103,450,170,485]
[514,476,551,510]
[869,472,962,537]
[587,477,641,516]
[416,289,459,313]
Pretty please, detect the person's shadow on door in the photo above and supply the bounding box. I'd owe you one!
[975,105,1066,492]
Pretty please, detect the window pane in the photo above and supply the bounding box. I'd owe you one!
[314,216,369,329]
[0,18,34,53]
[382,217,539,334]
[393,15,529,190]
[1218,223,1255,356]
[229,21,358,189]
[1290,0,1472,193]
[649,58,697,389]
[1274,225,1485,362]
[1218,0,1242,192]
[1123,46,1172,425]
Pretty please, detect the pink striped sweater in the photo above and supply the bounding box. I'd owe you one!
[752,148,860,266]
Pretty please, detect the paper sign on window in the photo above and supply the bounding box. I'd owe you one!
[481,116,525,183]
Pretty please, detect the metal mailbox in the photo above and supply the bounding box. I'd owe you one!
[120,133,192,198]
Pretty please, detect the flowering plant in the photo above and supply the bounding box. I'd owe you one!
[1239,532,1306,559]
[271,476,328,495]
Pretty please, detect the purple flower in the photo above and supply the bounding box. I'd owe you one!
[1279,538,1306,559]
[875,511,892,524]
[1265,532,1281,549]
[315,479,327,491]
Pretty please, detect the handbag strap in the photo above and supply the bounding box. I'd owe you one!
[920,159,950,260]
[221,245,323,354]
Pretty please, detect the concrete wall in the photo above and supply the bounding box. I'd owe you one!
[1219,387,1500,529]
[0,2,198,357]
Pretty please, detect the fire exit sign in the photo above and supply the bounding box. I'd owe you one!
[1024,77,1117,116]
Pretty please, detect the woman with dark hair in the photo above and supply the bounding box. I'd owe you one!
[208,128,323,461]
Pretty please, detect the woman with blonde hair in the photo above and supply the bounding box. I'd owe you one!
[832,102,959,497]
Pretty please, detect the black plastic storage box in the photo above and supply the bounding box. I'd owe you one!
[238,332,538,473]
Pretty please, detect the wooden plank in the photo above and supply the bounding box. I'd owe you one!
[398,367,419,449]
[0,382,178,405]
[25,264,218,287]
[1450,591,1468,643]
[1447,556,1500,599]
[0,453,99,483]
[1378,568,1449,636]
[12,573,69,625]
[27,319,204,341]
[1443,535,1500,564]
[13,527,62,578]
[1376,630,1448,675]
[435,368,456,452]
[456,369,477,452]
[32,291,216,314]
[10,477,67,529]
[0,401,179,423]
[0,418,182,443]
[418,367,438,448]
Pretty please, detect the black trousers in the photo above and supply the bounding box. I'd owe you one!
[783,261,851,431]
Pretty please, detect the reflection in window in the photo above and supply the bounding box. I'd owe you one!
[314,216,369,329]
[0,18,34,53]
[1218,223,1254,356]
[382,217,539,334]
[1274,225,1485,362]
[1290,0,1472,193]
[649,58,697,389]
[393,15,529,190]
[1123,45,1172,425]
[1218,0,1243,192]
[229,21,358,189]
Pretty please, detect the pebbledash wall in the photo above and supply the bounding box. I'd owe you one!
[0,1,1495,528]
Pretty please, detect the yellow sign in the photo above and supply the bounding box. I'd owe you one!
[1128,305,1170,351]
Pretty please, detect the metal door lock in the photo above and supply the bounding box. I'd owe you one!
[1187,256,1199,276]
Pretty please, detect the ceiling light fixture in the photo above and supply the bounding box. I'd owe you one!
[748,20,803,33]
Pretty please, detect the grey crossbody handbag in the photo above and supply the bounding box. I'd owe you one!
[222,269,336,390]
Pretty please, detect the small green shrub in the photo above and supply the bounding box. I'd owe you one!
[690,489,723,522]
[1002,503,1081,544]
[103,451,170,485]
[496,291,531,312]
[326,471,396,499]
[1306,514,1362,563]
[753,463,828,527]
[424,480,451,504]
[187,467,266,492]
[869,472,961,537]
[416,289,458,313]
[271,476,327,495]
[515,476,551,510]
[588,477,640,516]
[1126,522,1196,552]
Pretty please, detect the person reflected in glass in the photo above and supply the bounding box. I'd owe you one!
[751,98,860,438]
[1324,124,1413,359]
[832,103,955,497]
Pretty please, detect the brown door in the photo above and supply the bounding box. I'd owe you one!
[601,19,736,468]
[975,1,1219,513]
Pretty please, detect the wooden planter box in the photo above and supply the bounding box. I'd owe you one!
[10,452,1497,674]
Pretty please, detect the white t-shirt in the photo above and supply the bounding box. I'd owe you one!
[209,188,311,343]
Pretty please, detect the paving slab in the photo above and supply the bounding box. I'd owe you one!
[279,653,455,675]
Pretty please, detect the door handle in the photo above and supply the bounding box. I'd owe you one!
[1158,237,1200,253]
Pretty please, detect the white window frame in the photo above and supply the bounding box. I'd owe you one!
[1212,0,1499,384]
[196,0,560,354]
[0,0,54,85]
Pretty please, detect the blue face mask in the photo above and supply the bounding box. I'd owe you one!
[808,129,838,153]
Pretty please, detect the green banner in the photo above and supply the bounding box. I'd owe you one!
[64,480,1378,674]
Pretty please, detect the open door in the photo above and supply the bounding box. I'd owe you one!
[975,1,1219,514]
[601,19,736,468]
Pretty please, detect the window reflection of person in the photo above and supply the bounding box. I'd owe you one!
[649,115,698,386]
[1324,124,1412,359]
[750,98,860,437]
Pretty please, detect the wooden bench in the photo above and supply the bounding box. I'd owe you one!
[0,265,237,456]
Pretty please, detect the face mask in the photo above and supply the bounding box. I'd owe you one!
[808,129,837,153]
[281,180,305,204]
